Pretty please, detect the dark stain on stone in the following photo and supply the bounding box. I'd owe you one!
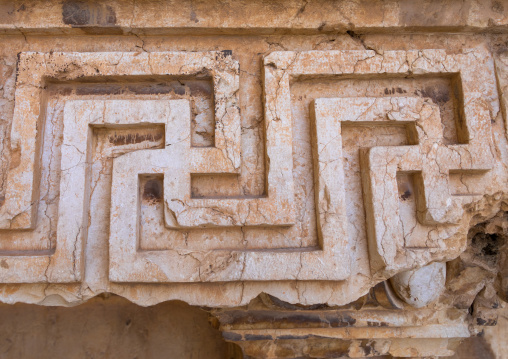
[190,10,199,23]
[76,85,123,95]
[143,179,162,202]
[109,132,163,146]
[401,190,411,201]
[14,52,21,85]
[244,334,273,341]
[221,50,233,57]
[367,321,389,327]
[218,310,324,327]
[80,26,123,35]
[186,81,213,96]
[216,50,233,61]
[492,1,504,13]
[216,309,385,332]
[100,5,116,24]
[325,314,356,327]
[124,81,211,97]
[172,85,186,96]
[126,84,174,95]
[414,85,450,104]
[472,232,501,257]
[222,332,242,341]
[0,260,8,269]
[285,314,323,324]
[62,1,91,25]
[360,339,382,356]
[346,30,361,40]
[52,86,74,96]
[277,334,311,340]
[62,1,117,26]
[384,87,407,95]
[364,344,372,356]
[477,317,497,326]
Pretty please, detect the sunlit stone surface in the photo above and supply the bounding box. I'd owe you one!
[0,1,507,358]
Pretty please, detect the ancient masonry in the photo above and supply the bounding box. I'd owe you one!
[0,1,507,358]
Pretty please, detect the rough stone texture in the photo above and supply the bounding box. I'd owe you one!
[0,0,507,358]
[390,261,447,308]
[483,304,508,359]
[0,294,234,359]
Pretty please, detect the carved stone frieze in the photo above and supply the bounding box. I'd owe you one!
[0,11,508,356]
[0,47,506,307]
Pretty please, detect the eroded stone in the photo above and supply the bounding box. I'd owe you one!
[0,14,507,358]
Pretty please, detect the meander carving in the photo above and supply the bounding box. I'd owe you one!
[0,48,505,319]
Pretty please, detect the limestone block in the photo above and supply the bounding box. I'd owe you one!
[0,3,508,358]
[1,0,508,35]
[0,46,505,311]
[269,47,498,276]
[214,295,470,358]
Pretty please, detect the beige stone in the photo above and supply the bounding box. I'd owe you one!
[0,45,506,303]
[0,1,507,357]
[390,261,446,308]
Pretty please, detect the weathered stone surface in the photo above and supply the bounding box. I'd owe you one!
[213,292,469,358]
[0,1,507,358]
[1,46,504,304]
[2,0,508,35]
[390,261,446,308]
[0,295,233,359]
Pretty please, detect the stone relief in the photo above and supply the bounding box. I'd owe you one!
[0,32,506,358]
[1,47,504,291]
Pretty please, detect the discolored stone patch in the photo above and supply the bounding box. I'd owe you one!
[62,1,116,26]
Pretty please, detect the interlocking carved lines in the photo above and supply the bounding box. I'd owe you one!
[0,48,498,283]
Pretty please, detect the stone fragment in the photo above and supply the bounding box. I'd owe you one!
[390,262,446,308]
